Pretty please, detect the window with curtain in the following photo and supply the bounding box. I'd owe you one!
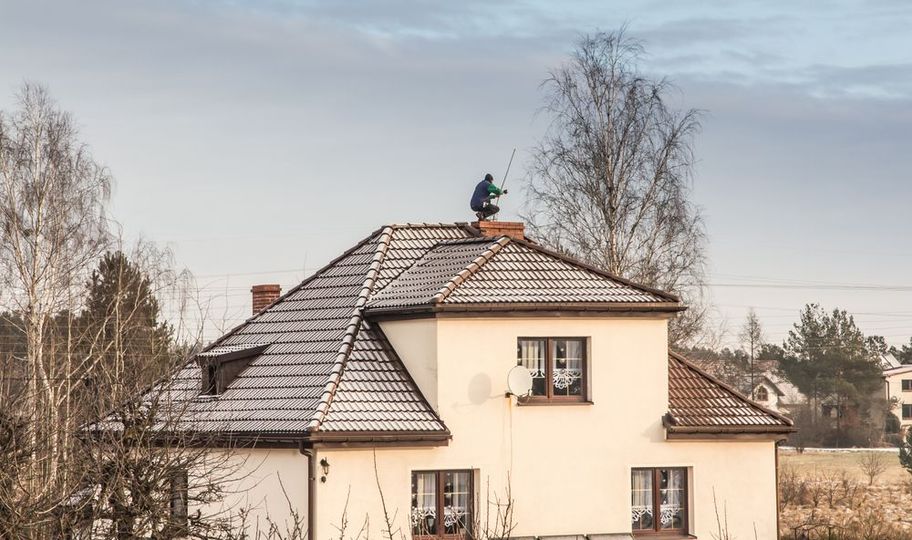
[631,468,687,534]
[411,470,473,538]
[516,337,587,401]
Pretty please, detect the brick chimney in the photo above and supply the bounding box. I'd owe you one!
[251,284,282,315]
[474,220,525,240]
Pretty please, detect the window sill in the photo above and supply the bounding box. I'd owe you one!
[516,399,594,407]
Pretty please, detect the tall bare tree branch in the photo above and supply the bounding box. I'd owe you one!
[523,30,707,344]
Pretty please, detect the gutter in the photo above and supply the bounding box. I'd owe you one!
[366,302,686,320]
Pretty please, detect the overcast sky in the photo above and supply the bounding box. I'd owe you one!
[1,0,910,346]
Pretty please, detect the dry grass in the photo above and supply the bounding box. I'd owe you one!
[781,449,907,484]
[779,449,912,539]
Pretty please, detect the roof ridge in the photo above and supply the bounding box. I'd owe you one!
[430,237,510,305]
[307,226,394,432]
[388,222,464,229]
[668,351,793,427]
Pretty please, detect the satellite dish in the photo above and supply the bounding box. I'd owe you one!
[506,365,533,398]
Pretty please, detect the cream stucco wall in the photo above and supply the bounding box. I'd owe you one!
[309,316,779,540]
[196,448,310,534]
[383,318,439,411]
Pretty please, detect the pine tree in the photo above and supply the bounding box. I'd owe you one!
[79,251,174,410]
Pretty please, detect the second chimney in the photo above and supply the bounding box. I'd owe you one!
[251,284,282,315]
[474,220,525,240]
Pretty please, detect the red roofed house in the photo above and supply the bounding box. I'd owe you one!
[162,222,793,539]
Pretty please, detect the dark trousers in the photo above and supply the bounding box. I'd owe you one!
[472,202,499,219]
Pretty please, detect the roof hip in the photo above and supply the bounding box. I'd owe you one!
[306,226,394,432]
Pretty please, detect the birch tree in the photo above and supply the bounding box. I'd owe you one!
[0,82,111,505]
[740,309,764,398]
[525,30,707,344]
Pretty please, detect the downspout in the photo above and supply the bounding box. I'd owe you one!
[775,440,781,538]
[300,444,317,540]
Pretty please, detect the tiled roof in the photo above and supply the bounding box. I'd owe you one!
[160,224,477,439]
[152,222,684,441]
[665,352,794,435]
[367,237,678,312]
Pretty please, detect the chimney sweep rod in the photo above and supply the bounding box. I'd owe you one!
[495,148,516,211]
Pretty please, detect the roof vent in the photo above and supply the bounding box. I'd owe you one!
[251,284,281,315]
[474,220,524,240]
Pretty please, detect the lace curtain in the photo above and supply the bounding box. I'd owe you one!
[411,472,437,535]
[552,339,583,395]
[519,339,546,395]
[659,469,685,529]
[631,469,654,530]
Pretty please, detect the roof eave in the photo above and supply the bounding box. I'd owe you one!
[305,429,452,448]
[101,428,453,449]
[366,301,685,320]
[665,430,793,442]
[662,414,795,440]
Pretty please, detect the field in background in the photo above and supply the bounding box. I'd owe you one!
[781,448,906,483]
[779,448,912,539]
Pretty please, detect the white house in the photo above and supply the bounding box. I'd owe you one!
[881,353,912,430]
[751,373,805,415]
[160,222,794,539]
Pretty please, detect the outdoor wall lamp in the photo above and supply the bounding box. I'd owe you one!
[319,458,330,483]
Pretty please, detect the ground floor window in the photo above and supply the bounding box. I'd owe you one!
[903,404,912,420]
[170,469,189,528]
[411,470,473,538]
[631,467,687,534]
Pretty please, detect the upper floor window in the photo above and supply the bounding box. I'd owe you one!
[517,337,587,402]
[631,467,687,534]
[903,379,912,392]
[755,386,769,401]
[202,364,219,396]
[411,470,472,539]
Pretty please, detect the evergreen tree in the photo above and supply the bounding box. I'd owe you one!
[79,251,174,410]
[891,337,912,364]
[779,304,884,446]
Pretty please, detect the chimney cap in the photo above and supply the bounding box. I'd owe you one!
[251,283,282,293]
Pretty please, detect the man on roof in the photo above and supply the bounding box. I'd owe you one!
[470,173,507,221]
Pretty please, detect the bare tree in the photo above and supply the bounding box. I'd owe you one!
[0,84,265,539]
[858,452,888,486]
[0,82,112,522]
[740,308,764,398]
[524,29,707,344]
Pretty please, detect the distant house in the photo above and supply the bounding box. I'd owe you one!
[751,373,806,415]
[141,221,794,539]
[881,353,912,430]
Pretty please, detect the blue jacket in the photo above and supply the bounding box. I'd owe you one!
[470,180,502,210]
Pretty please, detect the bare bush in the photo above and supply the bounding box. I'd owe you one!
[858,452,889,486]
